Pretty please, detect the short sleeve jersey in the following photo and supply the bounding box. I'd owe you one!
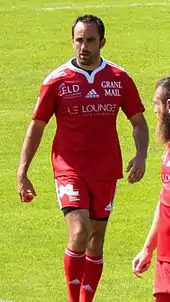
[157,144,170,261]
[32,58,145,180]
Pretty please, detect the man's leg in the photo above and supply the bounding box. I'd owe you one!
[55,176,90,301]
[153,261,170,302]
[80,219,108,302]
[64,209,90,302]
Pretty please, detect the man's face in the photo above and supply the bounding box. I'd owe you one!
[154,85,170,143]
[153,86,166,120]
[72,21,105,68]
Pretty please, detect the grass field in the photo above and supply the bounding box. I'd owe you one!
[1,0,170,301]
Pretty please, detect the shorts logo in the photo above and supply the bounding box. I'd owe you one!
[104,202,113,212]
[58,184,80,201]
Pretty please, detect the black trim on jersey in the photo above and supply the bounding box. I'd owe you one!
[62,206,109,221]
[71,58,103,75]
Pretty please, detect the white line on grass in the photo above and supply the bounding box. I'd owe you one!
[34,3,170,11]
[1,2,170,12]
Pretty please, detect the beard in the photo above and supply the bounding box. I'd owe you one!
[78,51,100,67]
[156,112,170,144]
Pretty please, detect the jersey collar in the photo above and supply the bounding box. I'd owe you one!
[67,57,107,84]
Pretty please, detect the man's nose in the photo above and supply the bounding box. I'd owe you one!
[81,41,88,50]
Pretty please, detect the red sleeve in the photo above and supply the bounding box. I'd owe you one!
[32,83,57,123]
[121,74,145,119]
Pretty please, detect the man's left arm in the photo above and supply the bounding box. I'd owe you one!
[127,112,149,183]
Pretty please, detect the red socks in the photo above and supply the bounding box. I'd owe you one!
[80,255,103,302]
[64,248,85,302]
[64,249,103,302]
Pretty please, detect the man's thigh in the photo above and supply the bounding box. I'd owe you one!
[154,260,170,300]
[88,179,117,219]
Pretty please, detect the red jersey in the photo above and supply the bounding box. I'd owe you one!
[157,144,170,261]
[32,58,145,180]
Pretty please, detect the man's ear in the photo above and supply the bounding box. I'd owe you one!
[167,99,170,113]
[99,38,106,49]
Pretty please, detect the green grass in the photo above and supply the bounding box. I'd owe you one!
[0,0,169,301]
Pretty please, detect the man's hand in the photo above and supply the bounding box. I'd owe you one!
[16,120,45,203]
[17,174,37,203]
[126,155,146,183]
[132,248,153,278]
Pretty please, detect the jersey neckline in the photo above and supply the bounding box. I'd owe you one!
[67,57,107,84]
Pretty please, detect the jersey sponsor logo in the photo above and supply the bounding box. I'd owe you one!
[162,174,170,183]
[68,105,80,115]
[68,103,117,116]
[101,81,122,96]
[58,83,81,98]
[85,89,99,98]
[58,184,80,201]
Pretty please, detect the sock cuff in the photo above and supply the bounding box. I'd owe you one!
[85,255,103,264]
[65,248,85,258]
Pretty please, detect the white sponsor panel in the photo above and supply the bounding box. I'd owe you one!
[58,184,80,201]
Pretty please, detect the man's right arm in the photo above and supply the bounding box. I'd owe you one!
[17,119,46,202]
[132,200,160,277]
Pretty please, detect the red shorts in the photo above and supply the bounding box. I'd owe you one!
[154,294,170,302]
[153,260,170,301]
[55,175,117,219]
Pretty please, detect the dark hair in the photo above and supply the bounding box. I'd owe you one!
[72,14,105,40]
[155,76,170,103]
[155,76,170,144]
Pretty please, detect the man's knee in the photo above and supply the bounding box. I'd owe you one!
[87,230,105,256]
[69,225,89,250]
[65,209,89,251]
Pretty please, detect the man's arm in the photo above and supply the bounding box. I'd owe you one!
[127,112,149,183]
[17,119,46,202]
[132,200,160,277]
